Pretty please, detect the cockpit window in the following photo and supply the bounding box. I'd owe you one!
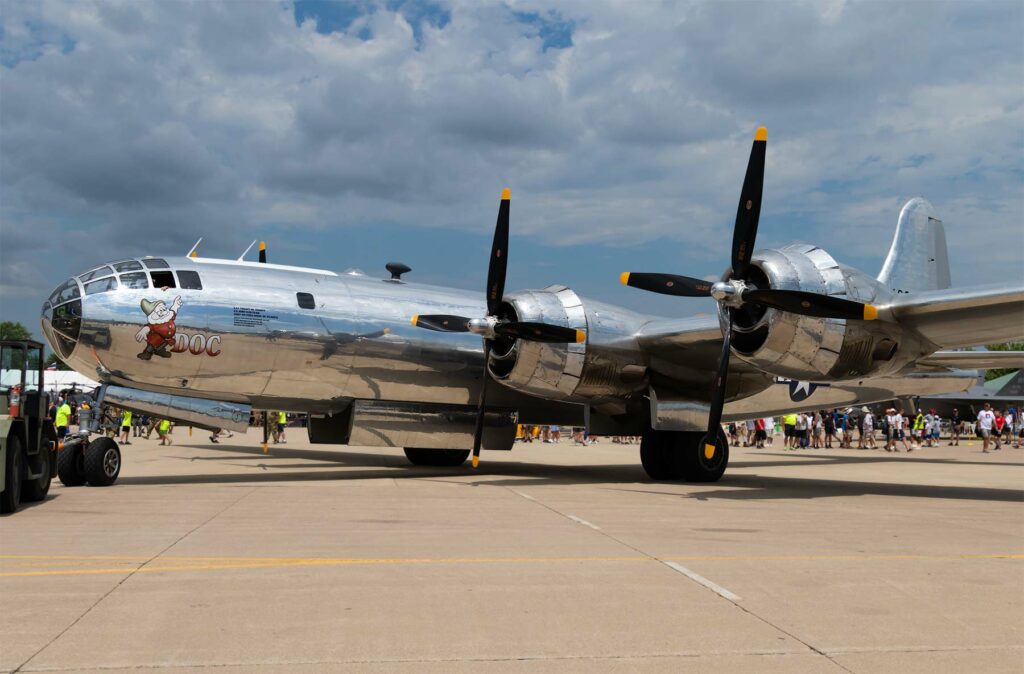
[177,270,203,290]
[79,266,113,283]
[85,277,119,295]
[113,260,143,272]
[150,270,176,288]
[49,279,80,304]
[120,272,149,289]
[142,258,170,269]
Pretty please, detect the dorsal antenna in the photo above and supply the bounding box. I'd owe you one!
[187,238,203,258]
[238,239,258,261]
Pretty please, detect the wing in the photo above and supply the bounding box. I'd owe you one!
[889,284,1024,349]
[917,350,1024,370]
[636,315,770,398]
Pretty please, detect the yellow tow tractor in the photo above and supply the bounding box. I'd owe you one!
[1,339,58,514]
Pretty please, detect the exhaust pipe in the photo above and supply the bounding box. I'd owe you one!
[104,386,251,433]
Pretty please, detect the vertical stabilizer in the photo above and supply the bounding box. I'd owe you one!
[877,198,951,293]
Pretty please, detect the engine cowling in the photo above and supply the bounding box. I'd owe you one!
[724,244,920,381]
[489,285,648,402]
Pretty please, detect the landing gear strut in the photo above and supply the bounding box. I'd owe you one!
[640,428,729,482]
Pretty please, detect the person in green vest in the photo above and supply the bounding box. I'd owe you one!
[912,412,926,449]
[783,412,798,449]
[273,411,288,444]
[54,397,72,442]
[119,409,132,445]
[157,418,172,446]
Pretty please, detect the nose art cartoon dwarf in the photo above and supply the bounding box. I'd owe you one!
[135,296,183,360]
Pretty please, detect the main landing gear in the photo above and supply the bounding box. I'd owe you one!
[640,428,729,482]
[403,448,471,467]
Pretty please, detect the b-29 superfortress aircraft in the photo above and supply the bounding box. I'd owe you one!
[41,129,1024,487]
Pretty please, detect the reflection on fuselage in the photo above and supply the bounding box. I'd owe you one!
[42,256,492,411]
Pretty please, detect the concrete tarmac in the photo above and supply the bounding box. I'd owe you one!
[1,430,1022,673]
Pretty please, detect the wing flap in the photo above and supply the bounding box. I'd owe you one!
[889,284,1024,349]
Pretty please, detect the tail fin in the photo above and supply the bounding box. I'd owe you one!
[996,369,1024,397]
[877,198,951,293]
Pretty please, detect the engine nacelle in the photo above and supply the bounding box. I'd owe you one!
[489,285,648,402]
[724,244,921,381]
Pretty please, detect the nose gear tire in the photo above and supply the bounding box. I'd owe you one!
[57,443,87,487]
[84,437,121,487]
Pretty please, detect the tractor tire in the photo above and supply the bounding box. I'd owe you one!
[84,437,121,487]
[1,434,25,514]
[22,432,52,503]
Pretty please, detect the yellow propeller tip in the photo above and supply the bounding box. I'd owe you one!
[501,187,511,201]
[704,443,717,460]
[754,127,768,141]
[471,455,480,468]
[189,250,198,258]
[575,330,586,344]
[619,272,631,286]
[259,241,266,250]
[863,304,878,321]
[410,315,419,327]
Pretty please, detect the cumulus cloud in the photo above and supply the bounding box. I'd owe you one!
[0,0,1021,330]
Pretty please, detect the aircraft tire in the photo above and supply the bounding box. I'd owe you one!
[84,437,121,487]
[404,448,470,467]
[22,433,52,503]
[677,429,729,483]
[57,443,87,487]
[1,434,25,514]
[640,428,675,480]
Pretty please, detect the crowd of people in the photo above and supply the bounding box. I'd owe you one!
[727,403,1022,453]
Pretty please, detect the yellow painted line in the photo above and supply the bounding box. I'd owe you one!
[1,552,1021,578]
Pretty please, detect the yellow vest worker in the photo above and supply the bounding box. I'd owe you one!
[122,410,132,427]
[278,411,286,425]
[55,402,71,428]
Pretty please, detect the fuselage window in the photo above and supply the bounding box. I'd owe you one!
[114,260,143,272]
[177,270,203,290]
[120,272,150,289]
[79,266,113,283]
[85,276,118,295]
[150,270,176,288]
[296,292,316,309]
[142,258,170,269]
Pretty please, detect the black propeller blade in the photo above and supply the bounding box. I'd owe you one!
[411,314,472,332]
[702,310,733,461]
[619,127,881,466]
[409,188,587,469]
[619,272,713,297]
[731,127,767,281]
[494,322,585,344]
[258,240,267,264]
[741,288,879,321]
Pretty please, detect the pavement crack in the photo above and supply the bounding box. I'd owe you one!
[502,485,855,673]
[13,487,257,673]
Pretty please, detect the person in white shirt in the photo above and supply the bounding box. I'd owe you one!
[976,403,999,453]
[862,409,876,449]
[764,416,775,446]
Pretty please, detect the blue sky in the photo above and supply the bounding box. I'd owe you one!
[1,0,1022,337]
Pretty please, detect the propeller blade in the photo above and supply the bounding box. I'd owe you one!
[731,127,767,281]
[411,314,472,332]
[742,289,878,321]
[486,188,511,316]
[619,272,714,297]
[702,310,733,461]
[258,240,267,264]
[494,321,586,344]
[471,341,492,468]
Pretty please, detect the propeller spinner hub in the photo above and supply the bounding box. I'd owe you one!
[467,316,498,339]
[711,279,747,307]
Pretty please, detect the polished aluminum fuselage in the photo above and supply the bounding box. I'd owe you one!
[49,257,652,415]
